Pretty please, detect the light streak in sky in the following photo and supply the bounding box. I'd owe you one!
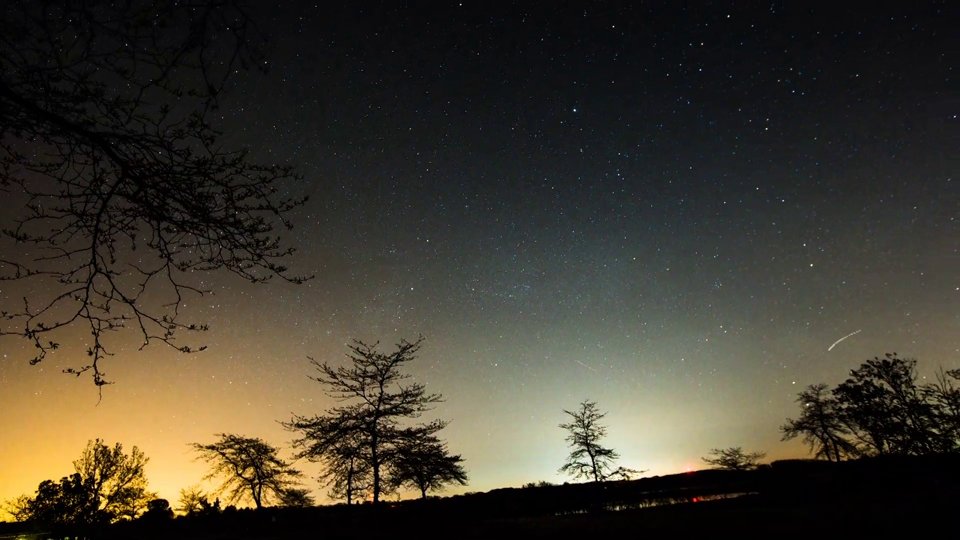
[827,329,862,352]
[574,359,597,372]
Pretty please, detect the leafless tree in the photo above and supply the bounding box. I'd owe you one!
[3,495,33,522]
[192,433,304,509]
[559,400,637,482]
[286,337,458,504]
[701,447,766,471]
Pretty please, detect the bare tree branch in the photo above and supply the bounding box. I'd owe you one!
[0,1,310,388]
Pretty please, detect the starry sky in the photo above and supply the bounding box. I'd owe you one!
[1,2,957,508]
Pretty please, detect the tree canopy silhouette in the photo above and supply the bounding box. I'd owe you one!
[277,487,315,508]
[73,438,153,520]
[15,474,103,529]
[286,336,463,504]
[780,383,855,462]
[191,433,305,509]
[782,353,960,459]
[139,498,174,522]
[833,354,941,455]
[390,433,468,499]
[701,447,766,471]
[9,439,153,527]
[0,0,308,387]
[310,424,371,505]
[559,400,637,482]
[176,486,221,516]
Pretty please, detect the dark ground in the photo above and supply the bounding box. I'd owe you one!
[3,455,955,539]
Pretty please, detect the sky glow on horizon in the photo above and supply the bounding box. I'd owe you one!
[1,2,956,509]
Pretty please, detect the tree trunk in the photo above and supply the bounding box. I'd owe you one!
[346,460,354,505]
[371,434,380,504]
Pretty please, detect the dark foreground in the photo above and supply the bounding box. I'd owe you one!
[4,455,956,539]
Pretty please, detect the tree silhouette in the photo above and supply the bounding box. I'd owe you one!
[559,400,635,482]
[701,447,766,470]
[312,424,371,505]
[0,1,308,387]
[139,498,174,522]
[833,354,938,455]
[783,354,958,459]
[286,336,458,504]
[191,434,304,509]
[780,383,855,462]
[277,487,315,508]
[176,486,220,516]
[19,474,103,528]
[9,438,153,526]
[929,367,960,451]
[391,433,468,499]
[73,438,153,520]
[4,494,32,522]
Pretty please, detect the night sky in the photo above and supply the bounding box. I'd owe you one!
[1,2,957,507]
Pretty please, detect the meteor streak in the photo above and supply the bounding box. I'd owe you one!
[828,329,862,352]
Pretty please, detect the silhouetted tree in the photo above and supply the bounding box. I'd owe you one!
[3,494,32,522]
[0,1,308,387]
[833,354,939,455]
[286,337,457,504]
[780,383,855,462]
[559,400,634,482]
[391,433,468,499]
[312,424,371,505]
[192,434,304,509]
[9,439,152,527]
[73,438,153,520]
[522,480,555,489]
[929,367,960,451]
[277,487,315,508]
[176,486,220,516]
[21,473,103,528]
[701,447,766,470]
[177,487,205,516]
[783,354,958,459]
[139,498,174,521]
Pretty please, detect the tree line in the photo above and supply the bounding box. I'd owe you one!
[6,348,958,529]
[5,337,468,529]
[552,352,960,483]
